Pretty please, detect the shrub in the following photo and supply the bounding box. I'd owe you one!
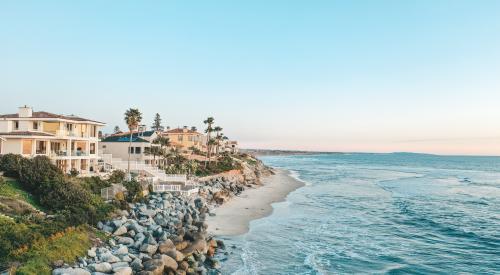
[18,156,64,193]
[0,154,23,177]
[108,170,126,184]
[123,180,144,203]
[80,176,111,195]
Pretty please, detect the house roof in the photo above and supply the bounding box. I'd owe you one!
[101,135,149,143]
[0,131,55,137]
[164,128,201,135]
[111,130,157,138]
[0,111,105,125]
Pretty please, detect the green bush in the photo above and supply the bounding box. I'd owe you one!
[123,180,144,203]
[18,156,64,193]
[0,154,23,177]
[108,170,126,184]
[80,176,111,195]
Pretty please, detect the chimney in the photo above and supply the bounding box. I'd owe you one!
[18,105,33,118]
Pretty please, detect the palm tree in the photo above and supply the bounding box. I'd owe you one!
[213,126,223,157]
[153,136,171,168]
[124,108,142,180]
[114,125,121,134]
[203,117,215,167]
[145,146,162,167]
[207,138,217,165]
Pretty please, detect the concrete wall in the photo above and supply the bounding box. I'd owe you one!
[100,142,152,163]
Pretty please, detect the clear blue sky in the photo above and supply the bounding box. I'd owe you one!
[1,1,500,155]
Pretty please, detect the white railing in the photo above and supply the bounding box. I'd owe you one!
[153,184,181,192]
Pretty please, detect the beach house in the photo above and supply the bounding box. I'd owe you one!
[162,126,205,153]
[0,106,105,174]
[100,130,162,166]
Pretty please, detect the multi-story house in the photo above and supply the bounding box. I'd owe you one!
[162,126,205,153]
[0,106,104,174]
[100,130,162,166]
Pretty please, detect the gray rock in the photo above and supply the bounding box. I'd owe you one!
[130,258,143,271]
[87,247,97,258]
[100,252,121,263]
[116,237,134,246]
[88,262,112,273]
[113,226,128,236]
[140,244,158,255]
[111,262,129,272]
[114,245,128,255]
[52,267,91,275]
[113,266,132,275]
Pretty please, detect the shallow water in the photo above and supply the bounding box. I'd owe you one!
[217,153,500,274]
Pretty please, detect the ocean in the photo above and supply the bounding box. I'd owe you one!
[216,153,500,274]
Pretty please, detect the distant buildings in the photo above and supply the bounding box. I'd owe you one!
[0,106,104,174]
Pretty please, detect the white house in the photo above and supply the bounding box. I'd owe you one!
[0,106,105,174]
[99,130,162,166]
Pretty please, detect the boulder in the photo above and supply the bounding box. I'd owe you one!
[140,244,158,255]
[114,245,128,255]
[111,261,129,272]
[100,252,121,263]
[164,249,184,262]
[52,267,91,275]
[88,262,112,273]
[117,237,134,246]
[114,266,133,275]
[87,247,97,258]
[160,254,178,271]
[113,226,128,236]
[158,240,175,254]
[130,258,143,271]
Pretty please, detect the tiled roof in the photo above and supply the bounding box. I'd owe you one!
[0,131,55,137]
[0,111,105,124]
[164,128,200,134]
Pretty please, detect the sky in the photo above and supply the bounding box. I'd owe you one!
[1,1,500,155]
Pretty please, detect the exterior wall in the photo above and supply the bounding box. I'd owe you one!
[100,142,152,163]
[2,139,22,154]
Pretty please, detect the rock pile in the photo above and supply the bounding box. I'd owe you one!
[53,193,223,275]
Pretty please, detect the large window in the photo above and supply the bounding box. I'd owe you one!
[36,141,46,154]
[135,147,141,154]
[14,121,19,130]
[33,122,39,130]
[90,143,96,154]
[178,135,183,141]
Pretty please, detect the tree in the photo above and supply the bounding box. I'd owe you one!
[191,126,197,132]
[203,117,215,167]
[114,126,121,134]
[153,136,171,168]
[213,126,223,157]
[151,113,164,131]
[145,146,162,167]
[124,108,142,180]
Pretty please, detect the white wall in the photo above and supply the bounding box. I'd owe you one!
[100,142,151,162]
[2,139,22,154]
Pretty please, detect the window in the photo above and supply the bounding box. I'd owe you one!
[90,143,96,154]
[129,147,134,154]
[36,141,46,154]
[135,147,141,154]
[14,121,19,130]
[33,122,39,130]
[178,135,183,141]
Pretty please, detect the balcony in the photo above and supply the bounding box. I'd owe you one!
[55,130,91,139]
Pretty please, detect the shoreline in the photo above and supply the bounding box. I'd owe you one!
[206,168,305,236]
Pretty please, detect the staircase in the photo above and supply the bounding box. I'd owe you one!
[99,153,187,183]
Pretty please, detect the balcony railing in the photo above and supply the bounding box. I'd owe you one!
[55,130,92,138]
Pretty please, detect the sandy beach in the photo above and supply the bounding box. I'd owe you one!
[206,169,305,236]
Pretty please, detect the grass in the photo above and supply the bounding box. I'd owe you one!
[14,226,92,275]
[0,177,43,210]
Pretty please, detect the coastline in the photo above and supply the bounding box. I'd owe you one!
[206,168,305,236]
